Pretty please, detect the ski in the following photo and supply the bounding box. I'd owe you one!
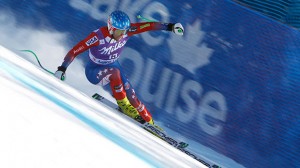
[92,93,189,149]
[92,93,223,167]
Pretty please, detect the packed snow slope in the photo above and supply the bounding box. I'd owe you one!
[0,46,206,168]
[1,0,300,167]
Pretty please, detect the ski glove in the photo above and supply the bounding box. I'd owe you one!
[172,23,184,36]
[54,66,66,81]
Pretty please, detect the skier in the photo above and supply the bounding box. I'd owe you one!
[54,10,184,125]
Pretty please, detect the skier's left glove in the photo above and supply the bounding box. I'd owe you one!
[54,66,66,81]
[172,23,184,36]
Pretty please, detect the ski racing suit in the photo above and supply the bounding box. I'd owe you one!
[59,22,174,124]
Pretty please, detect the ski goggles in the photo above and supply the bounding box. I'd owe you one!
[112,28,128,36]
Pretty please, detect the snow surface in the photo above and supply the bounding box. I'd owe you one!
[0,46,206,168]
[0,75,152,168]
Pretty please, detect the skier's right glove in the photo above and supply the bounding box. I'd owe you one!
[54,66,66,81]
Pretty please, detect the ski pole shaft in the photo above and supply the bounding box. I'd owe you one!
[137,15,157,22]
[20,50,55,75]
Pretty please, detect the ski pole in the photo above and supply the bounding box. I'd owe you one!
[137,15,157,22]
[20,50,55,75]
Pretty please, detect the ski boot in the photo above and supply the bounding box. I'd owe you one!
[117,97,154,125]
[117,97,140,120]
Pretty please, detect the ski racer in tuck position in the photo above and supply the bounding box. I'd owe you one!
[54,10,184,125]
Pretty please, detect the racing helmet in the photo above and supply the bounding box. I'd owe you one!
[107,10,131,35]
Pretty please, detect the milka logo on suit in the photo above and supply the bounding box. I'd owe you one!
[99,41,126,55]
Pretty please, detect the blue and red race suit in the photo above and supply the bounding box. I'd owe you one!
[59,22,173,122]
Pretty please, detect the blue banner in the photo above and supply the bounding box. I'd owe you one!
[1,0,300,167]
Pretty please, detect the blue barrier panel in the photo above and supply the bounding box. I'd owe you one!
[1,0,299,167]
[198,1,300,167]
